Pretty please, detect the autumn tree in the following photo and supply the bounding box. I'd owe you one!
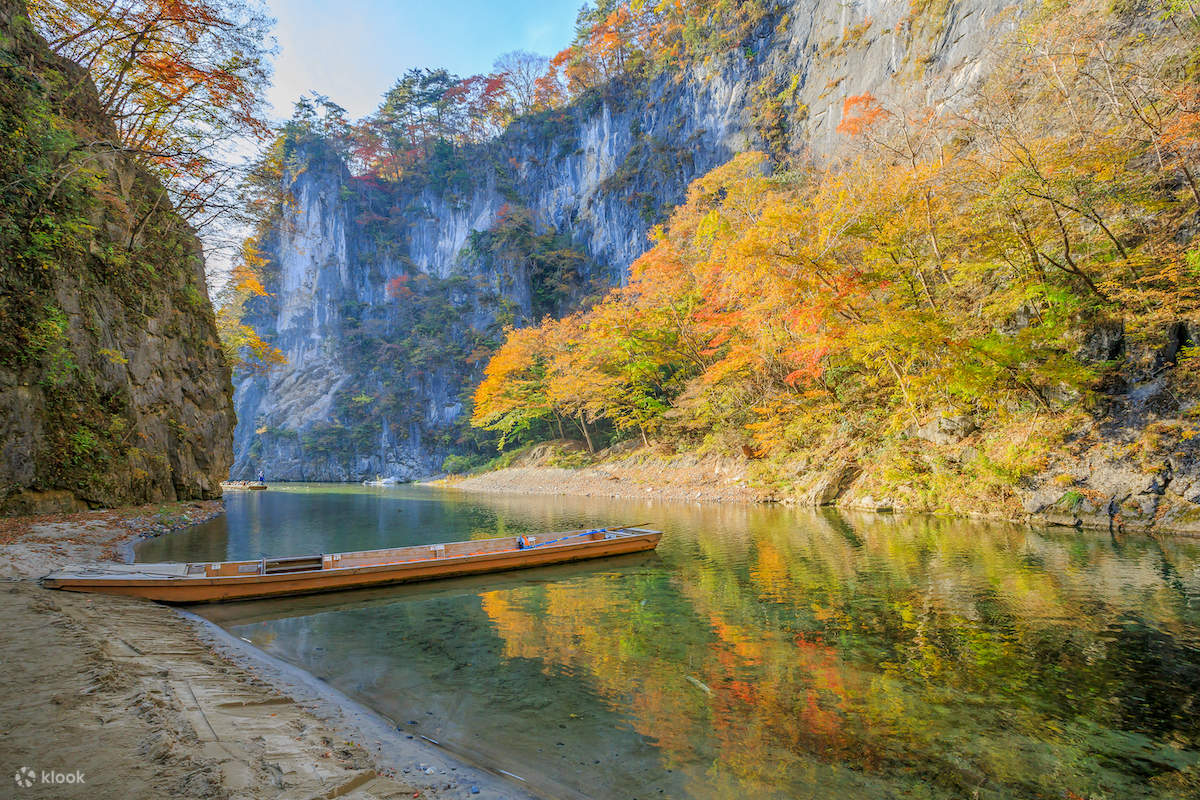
[472,0,1200,511]
[212,237,286,374]
[28,0,274,235]
[350,66,513,181]
[541,0,778,103]
[493,50,549,117]
[471,324,557,447]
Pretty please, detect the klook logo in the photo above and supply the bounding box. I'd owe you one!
[13,766,84,788]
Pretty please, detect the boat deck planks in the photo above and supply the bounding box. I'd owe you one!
[41,526,662,603]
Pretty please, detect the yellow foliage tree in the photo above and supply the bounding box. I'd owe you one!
[472,0,1200,510]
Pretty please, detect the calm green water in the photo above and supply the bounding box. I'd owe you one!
[137,484,1200,799]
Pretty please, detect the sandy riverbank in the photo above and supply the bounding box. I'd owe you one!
[0,502,532,800]
[435,445,765,505]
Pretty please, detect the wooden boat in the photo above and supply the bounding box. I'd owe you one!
[220,480,267,491]
[40,526,662,604]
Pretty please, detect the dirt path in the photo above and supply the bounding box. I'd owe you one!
[0,504,533,800]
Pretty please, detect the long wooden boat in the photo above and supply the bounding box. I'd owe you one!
[220,480,267,491]
[40,526,662,604]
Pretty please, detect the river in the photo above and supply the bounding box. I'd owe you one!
[136,483,1200,799]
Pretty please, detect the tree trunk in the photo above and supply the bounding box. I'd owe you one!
[577,412,595,454]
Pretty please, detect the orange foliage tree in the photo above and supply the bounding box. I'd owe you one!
[213,237,285,374]
[28,0,274,231]
[471,0,1200,510]
[546,1,777,100]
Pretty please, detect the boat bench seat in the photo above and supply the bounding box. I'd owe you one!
[262,555,323,574]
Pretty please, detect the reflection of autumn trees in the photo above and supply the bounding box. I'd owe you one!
[479,512,1200,797]
[482,574,713,768]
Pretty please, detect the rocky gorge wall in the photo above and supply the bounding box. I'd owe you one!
[0,1,235,513]
[232,0,1021,482]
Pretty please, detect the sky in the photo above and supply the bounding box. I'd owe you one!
[263,0,584,121]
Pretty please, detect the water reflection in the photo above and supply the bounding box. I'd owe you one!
[141,486,1200,799]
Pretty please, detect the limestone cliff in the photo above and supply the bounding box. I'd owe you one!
[232,0,1019,481]
[0,1,236,512]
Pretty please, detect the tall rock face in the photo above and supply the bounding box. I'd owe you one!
[233,0,1019,481]
[0,2,235,512]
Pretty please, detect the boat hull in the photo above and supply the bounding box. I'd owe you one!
[41,530,661,603]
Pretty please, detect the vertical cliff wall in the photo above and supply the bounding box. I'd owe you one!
[232,0,1020,481]
[0,2,236,512]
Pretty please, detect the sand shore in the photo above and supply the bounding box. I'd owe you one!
[435,445,764,505]
[0,502,532,800]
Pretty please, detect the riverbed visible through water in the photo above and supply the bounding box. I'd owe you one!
[137,484,1200,799]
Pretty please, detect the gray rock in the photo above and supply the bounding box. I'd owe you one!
[803,462,861,506]
[913,413,977,445]
[1077,320,1125,363]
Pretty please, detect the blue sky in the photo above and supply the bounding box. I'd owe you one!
[264,0,583,120]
